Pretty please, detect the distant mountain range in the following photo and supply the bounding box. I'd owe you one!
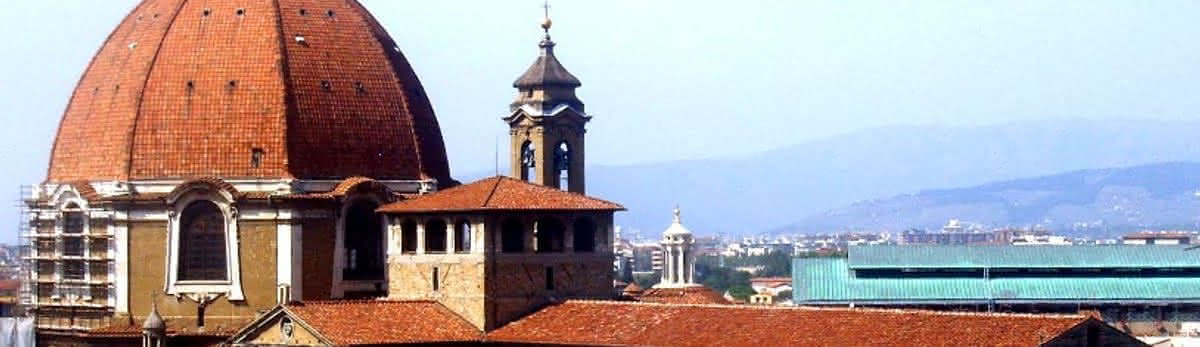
[788,162,1200,234]
[462,119,1200,236]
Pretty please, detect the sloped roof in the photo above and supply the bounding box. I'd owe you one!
[513,40,581,88]
[377,176,624,213]
[849,245,1200,269]
[795,257,1200,304]
[638,287,731,305]
[486,301,1104,347]
[283,300,481,345]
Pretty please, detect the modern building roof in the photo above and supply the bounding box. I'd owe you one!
[276,300,480,345]
[377,176,624,213]
[848,245,1200,269]
[796,257,1200,305]
[486,300,1130,347]
[47,0,451,183]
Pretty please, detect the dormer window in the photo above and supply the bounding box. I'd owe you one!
[250,148,264,168]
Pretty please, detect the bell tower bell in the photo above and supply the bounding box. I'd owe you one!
[505,8,589,193]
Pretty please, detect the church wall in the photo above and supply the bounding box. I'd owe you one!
[127,219,277,319]
[301,218,336,301]
[388,254,487,329]
[484,212,615,329]
[489,255,613,328]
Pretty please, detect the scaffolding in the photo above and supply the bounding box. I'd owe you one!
[16,185,33,316]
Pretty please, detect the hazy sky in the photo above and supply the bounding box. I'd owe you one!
[0,1,1198,239]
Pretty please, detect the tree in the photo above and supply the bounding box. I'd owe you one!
[695,256,751,293]
[632,272,659,289]
[727,286,755,301]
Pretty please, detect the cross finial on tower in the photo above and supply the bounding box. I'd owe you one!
[673,205,681,224]
[541,0,553,36]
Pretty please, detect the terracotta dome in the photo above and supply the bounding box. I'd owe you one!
[47,0,451,183]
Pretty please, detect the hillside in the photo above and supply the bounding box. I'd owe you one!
[463,119,1200,235]
[789,162,1200,233]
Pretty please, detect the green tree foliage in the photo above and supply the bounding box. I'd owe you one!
[695,256,751,293]
[719,252,794,277]
[632,272,659,289]
[727,285,755,301]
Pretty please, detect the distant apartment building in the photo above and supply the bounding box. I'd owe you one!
[900,221,998,245]
[795,245,1200,337]
[1123,231,1194,245]
[631,244,664,274]
[1010,233,1072,245]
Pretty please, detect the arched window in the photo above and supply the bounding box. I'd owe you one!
[555,141,571,190]
[454,220,472,253]
[401,219,418,254]
[520,141,536,182]
[343,201,383,281]
[425,219,448,253]
[573,218,597,253]
[501,219,525,253]
[535,218,565,253]
[178,201,227,281]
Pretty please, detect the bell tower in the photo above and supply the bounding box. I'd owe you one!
[505,4,590,193]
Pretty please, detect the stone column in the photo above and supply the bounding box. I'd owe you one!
[661,246,672,284]
[416,221,426,254]
[447,219,456,253]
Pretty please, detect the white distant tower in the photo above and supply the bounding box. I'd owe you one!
[656,207,700,288]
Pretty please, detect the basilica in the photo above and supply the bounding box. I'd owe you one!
[22,1,1144,346]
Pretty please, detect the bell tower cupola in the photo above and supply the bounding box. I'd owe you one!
[505,2,590,193]
[656,207,699,288]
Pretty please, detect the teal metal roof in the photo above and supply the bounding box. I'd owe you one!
[795,257,1200,304]
[848,245,1200,269]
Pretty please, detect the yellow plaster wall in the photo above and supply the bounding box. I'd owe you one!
[127,220,277,320]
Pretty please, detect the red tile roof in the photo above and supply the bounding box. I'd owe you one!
[47,0,450,183]
[621,283,645,297]
[486,301,1099,347]
[377,176,624,213]
[637,286,731,305]
[285,300,481,345]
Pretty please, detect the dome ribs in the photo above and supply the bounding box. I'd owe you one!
[278,0,426,180]
[48,0,188,182]
[132,0,289,179]
[347,0,453,184]
[47,0,453,183]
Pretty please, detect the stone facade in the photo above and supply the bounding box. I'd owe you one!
[23,177,427,345]
[385,212,615,330]
[506,21,590,194]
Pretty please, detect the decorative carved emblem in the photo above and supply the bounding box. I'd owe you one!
[281,317,295,342]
